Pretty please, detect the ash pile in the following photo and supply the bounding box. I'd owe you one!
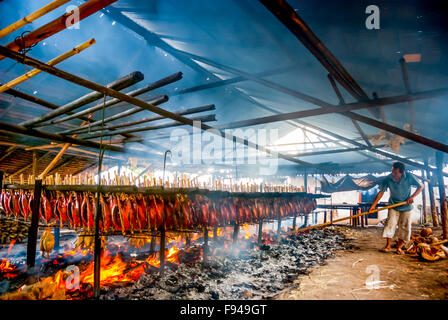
[102,228,353,300]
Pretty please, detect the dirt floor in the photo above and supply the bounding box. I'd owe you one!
[275,226,448,300]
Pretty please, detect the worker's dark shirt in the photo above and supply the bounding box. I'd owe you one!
[379,171,422,211]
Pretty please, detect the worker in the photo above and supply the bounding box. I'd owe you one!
[369,162,424,254]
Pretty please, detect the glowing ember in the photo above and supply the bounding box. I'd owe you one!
[0,259,18,278]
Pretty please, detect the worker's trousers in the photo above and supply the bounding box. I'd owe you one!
[382,208,411,241]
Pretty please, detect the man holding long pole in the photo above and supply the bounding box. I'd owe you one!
[369,162,424,254]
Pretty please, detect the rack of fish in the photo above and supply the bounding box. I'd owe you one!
[0,186,320,235]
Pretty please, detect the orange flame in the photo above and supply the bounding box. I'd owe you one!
[7,239,16,256]
[0,259,18,278]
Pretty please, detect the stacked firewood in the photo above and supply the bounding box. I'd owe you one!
[0,218,28,244]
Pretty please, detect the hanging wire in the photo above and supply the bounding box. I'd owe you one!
[14,31,37,73]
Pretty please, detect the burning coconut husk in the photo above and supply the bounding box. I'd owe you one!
[0,226,351,300]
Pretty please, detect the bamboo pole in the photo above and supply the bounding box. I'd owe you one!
[0,45,321,169]
[297,202,408,232]
[71,104,215,134]
[82,114,216,139]
[0,146,17,162]
[45,72,183,127]
[38,144,71,179]
[0,0,70,39]
[435,152,448,239]
[21,71,144,127]
[60,95,169,134]
[0,121,125,152]
[38,121,88,179]
[0,39,96,93]
[0,0,117,61]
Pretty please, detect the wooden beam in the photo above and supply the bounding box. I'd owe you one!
[60,95,169,135]
[72,162,98,176]
[38,144,71,179]
[400,58,415,132]
[0,39,96,93]
[21,71,144,127]
[44,72,183,127]
[435,152,448,239]
[259,0,381,119]
[0,121,125,152]
[328,74,372,147]
[425,158,440,227]
[0,45,324,169]
[47,156,76,176]
[0,0,70,39]
[32,150,37,177]
[82,114,216,139]
[7,151,52,178]
[0,0,117,61]
[345,111,448,154]
[216,87,448,130]
[421,168,427,223]
[67,104,215,134]
[0,146,17,162]
[27,179,42,268]
[172,66,294,96]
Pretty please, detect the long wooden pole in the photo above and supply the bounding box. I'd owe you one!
[69,104,215,134]
[0,39,95,93]
[435,152,448,239]
[21,71,144,127]
[0,0,70,39]
[400,58,415,132]
[297,202,407,232]
[38,121,88,179]
[0,0,117,61]
[44,72,183,127]
[0,121,125,152]
[425,159,439,227]
[59,95,169,134]
[421,169,428,224]
[27,179,42,268]
[0,46,320,169]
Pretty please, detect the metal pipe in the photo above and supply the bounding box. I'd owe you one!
[43,72,183,127]
[21,71,144,127]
